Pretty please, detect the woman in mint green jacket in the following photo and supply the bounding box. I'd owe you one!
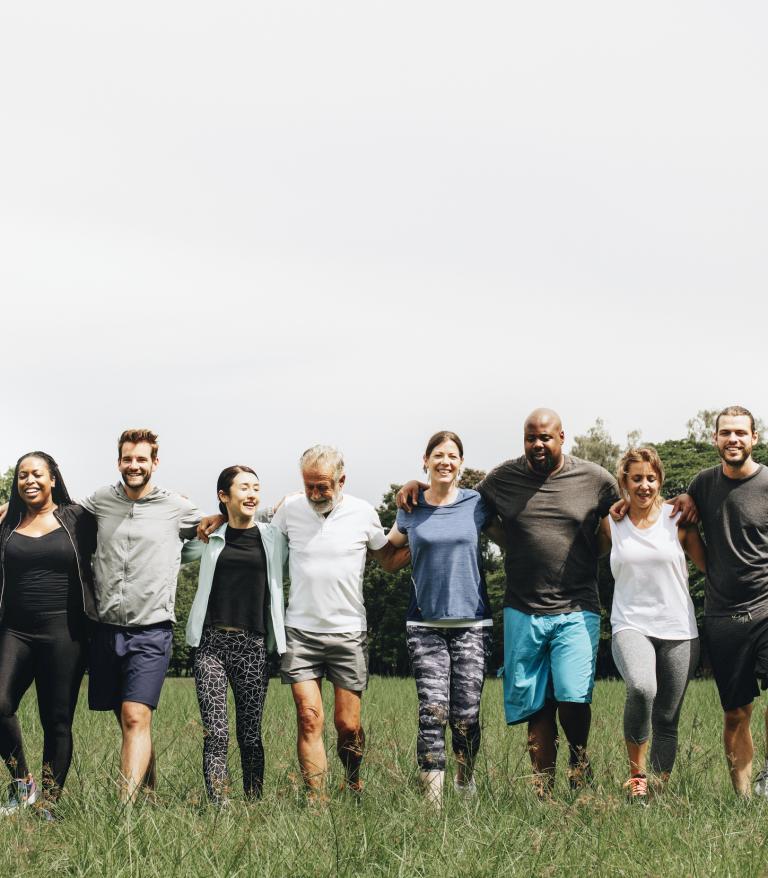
[182,466,287,804]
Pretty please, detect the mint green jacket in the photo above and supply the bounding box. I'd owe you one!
[183,522,288,654]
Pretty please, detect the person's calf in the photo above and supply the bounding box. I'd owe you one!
[336,726,365,790]
[450,719,480,785]
[527,704,559,777]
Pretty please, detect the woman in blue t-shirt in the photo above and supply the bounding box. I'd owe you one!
[387,431,499,805]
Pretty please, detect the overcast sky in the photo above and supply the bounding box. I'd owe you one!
[2,2,766,509]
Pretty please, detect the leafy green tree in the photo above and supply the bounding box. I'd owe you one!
[0,467,13,504]
[686,409,719,443]
[170,560,200,676]
[571,418,620,472]
[364,484,412,674]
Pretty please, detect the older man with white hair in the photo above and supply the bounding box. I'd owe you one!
[272,445,409,795]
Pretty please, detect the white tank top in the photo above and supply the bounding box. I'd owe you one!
[609,510,698,640]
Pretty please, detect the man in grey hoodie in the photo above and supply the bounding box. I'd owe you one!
[79,429,201,801]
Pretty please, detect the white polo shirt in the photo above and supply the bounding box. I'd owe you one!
[272,493,388,633]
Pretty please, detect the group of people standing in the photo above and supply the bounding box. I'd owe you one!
[0,405,767,816]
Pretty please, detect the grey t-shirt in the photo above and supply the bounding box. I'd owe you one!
[688,464,768,616]
[477,455,619,615]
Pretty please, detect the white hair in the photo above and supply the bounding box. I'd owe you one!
[299,445,345,481]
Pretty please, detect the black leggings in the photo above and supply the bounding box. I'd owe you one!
[193,627,269,801]
[0,614,86,797]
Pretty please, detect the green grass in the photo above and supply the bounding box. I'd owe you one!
[1,677,768,877]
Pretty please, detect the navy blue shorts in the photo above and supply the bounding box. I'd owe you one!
[88,622,173,711]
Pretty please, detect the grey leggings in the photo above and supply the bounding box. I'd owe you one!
[611,629,699,775]
[406,625,491,772]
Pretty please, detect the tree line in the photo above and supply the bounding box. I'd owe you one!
[2,409,765,678]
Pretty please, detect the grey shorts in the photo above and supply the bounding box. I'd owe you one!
[280,627,369,691]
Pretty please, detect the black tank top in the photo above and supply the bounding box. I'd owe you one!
[205,525,268,634]
[3,527,82,625]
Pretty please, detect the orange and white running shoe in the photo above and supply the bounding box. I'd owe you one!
[623,773,648,803]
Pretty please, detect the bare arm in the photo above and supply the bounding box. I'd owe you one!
[609,498,629,521]
[679,525,707,573]
[369,541,411,573]
[197,514,225,543]
[597,516,612,557]
[668,493,699,526]
[395,481,429,513]
[483,516,506,551]
[386,522,409,548]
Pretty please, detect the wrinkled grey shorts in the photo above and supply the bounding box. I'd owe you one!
[280,627,369,691]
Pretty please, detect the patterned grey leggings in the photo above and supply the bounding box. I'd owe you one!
[611,628,700,775]
[193,627,269,801]
[406,625,491,771]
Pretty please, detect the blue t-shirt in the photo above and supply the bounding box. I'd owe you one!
[395,488,493,622]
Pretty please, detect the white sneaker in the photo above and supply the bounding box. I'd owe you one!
[754,768,768,798]
[0,778,39,816]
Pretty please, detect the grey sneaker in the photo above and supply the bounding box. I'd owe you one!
[0,778,39,816]
[453,776,477,798]
[754,768,768,798]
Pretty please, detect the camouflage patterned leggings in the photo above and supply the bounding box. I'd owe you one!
[406,625,492,771]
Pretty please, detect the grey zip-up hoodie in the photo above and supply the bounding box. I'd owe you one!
[79,483,201,627]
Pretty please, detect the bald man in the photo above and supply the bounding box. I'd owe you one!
[399,409,619,795]
[480,409,620,793]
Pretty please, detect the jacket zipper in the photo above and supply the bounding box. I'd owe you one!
[0,515,22,611]
[123,503,134,626]
[55,510,88,612]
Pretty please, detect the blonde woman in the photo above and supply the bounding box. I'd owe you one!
[598,447,706,802]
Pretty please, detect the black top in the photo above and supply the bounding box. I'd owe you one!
[478,455,619,615]
[3,527,82,625]
[688,464,768,616]
[205,525,268,634]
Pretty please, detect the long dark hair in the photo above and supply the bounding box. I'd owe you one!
[1,451,74,538]
[216,465,259,519]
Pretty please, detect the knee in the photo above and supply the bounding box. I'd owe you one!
[296,702,324,738]
[627,681,656,709]
[121,704,152,733]
[334,715,362,741]
[724,707,751,733]
[42,714,73,738]
[421,702,449,728]
[203,722,228,747]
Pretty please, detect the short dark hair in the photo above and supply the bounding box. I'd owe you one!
[715,406,756,434]
[216,465,259,518]
[0,451,74,539]
[118,428,159,460]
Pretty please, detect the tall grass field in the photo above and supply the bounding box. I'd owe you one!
[1,676,767,877]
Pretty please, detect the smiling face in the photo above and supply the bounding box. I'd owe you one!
[423,439,463,487]
[17,456,56,511]
[302,465,345,514]
[623,461,661,512]
[219,471,260,522]
[118,440,158,497]
[715,415,756,470]
[523,412,565,475]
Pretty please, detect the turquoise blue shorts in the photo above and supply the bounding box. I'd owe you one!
[502,607,600,725]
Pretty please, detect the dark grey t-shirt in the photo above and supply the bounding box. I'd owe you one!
[477,455,619,615]
[688,464,768,616]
